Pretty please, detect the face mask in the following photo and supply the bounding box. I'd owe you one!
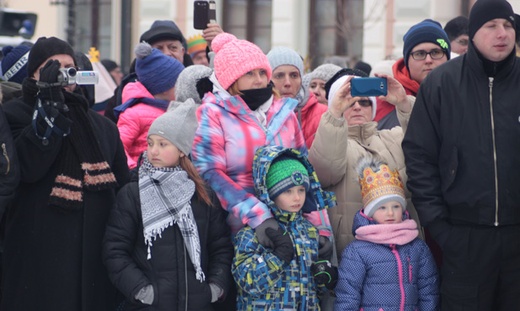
[239,83,273,111]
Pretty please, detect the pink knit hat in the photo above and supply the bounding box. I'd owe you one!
[212,33,272,90]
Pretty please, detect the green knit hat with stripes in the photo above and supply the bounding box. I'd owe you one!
[266,158,310,199]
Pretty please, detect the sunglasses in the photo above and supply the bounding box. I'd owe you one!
[349,99,373,108]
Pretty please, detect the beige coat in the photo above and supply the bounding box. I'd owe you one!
[308,107,422,258]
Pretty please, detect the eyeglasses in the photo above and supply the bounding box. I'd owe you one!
[455,38,469,46]
[349,99,372,108]
[410,49,445,61]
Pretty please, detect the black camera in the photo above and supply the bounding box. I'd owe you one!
[193,0,216,30]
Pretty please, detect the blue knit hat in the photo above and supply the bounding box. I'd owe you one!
[266,157,310,199]
[403,19,451,68]
[1,44,30,84]
[134,42,185,95]
[267,47,304,77]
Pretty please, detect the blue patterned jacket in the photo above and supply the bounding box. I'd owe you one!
[232,146,336,310]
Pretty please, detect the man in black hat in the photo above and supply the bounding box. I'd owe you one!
[139,20,190,65]
[403,0,520,309]
[0,36,129,310]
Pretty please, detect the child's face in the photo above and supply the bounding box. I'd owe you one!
[273,185,306,213]
[147,134,183,168]
[371,200,403,224]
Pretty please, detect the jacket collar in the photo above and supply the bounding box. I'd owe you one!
[348,121,378,142]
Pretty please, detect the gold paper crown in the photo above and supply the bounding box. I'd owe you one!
[359,164,405,209]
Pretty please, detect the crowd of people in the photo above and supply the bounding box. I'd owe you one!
[0,0,519,310]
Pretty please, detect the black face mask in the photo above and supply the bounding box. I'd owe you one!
[239,83,273,111]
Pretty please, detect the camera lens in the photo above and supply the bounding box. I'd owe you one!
[66,67,77,77]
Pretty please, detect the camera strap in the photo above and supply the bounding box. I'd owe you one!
[32,99,71,144]
[36,81,66,88]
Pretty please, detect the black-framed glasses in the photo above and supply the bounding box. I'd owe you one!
[349,99,372,108]
[410,49,445,60]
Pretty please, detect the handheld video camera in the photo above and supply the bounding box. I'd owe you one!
[58,67,99,86]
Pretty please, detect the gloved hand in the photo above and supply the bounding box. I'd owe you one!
[318,236,333,261]
[135,284,154,305]
[33,101,72,141]
[37,59,65,103]
[311,260,338,290]
[265,227,294,264]
[254,218,279,248]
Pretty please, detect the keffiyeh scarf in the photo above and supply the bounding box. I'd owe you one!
[138,154,205,282]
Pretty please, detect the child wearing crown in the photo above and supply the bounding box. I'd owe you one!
[334,156,439,311]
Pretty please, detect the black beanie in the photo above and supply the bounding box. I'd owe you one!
[27,36,76,77]
[469,0,515,39]
[444,16,469,41]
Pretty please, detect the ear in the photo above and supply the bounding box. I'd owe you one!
[180,152,186,158]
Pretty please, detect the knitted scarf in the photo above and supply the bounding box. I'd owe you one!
[48,91,118,210]
[355,219,418,245]
[138,154,205,282]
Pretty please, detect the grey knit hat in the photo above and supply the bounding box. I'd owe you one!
[174,65,213,104]
[267,47,304,77]
[302,73,312,90]
[309,63,342,84]
[148,98,198,155]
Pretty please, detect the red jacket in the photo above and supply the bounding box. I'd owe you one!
[296,92,328,148]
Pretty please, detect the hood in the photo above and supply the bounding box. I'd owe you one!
[352,208,411,236]
[252,145,336,221]
[122,81,154,103]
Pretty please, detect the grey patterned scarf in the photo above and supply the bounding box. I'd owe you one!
[138,153,205,282]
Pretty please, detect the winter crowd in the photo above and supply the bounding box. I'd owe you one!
[0,0,519,310]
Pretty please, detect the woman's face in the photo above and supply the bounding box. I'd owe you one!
[344,98,373,125]
[236,68,269,90]
[309,78,327,104]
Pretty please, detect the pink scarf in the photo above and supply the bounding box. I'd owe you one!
[355,219,418,245]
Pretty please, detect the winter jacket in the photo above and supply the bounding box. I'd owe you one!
[103,181,233,311]
[118,81,167,169]
[0,78,130,311]
[295,92,328,148]
[191,91,307,233]
[232,146,335,311]
[375,58,419,130]
[309,110,422,257]
[402,42,520,248]
[335,211,439,311]
[0,105,19,221]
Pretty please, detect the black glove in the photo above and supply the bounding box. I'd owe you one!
[254,218,280,248]
[37,59,65,103]
[318,236,333,261]
[311,260,338,290]
[33,101,72,141]
[265,227,294,264]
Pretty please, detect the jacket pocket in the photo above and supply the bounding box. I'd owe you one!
[1,143,11,175]
[441,146,458,192]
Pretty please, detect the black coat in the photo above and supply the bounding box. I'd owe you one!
[0,105,19,221]
[103,181,233,311]
[0,79,130,311]
[402,43,520,247]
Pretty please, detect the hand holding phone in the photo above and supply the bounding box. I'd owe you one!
[350,77,388,97]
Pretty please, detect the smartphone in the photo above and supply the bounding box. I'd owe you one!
[194,1,216,30]
[350,77,388,97]
[194,1,209,30]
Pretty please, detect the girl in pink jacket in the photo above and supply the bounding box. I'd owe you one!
[116,42,184,169]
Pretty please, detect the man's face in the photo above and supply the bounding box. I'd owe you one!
[191,51,209,66]
[451,34,469,55]
[32,54,76,93]
[271,65,302,98]
[408,42,448,84]
[473,18,515,62]
[152,39,185,63]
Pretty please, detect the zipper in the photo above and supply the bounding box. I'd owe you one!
[1,143,10,175]
[391,245,405,311]
[488,77,499,226]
